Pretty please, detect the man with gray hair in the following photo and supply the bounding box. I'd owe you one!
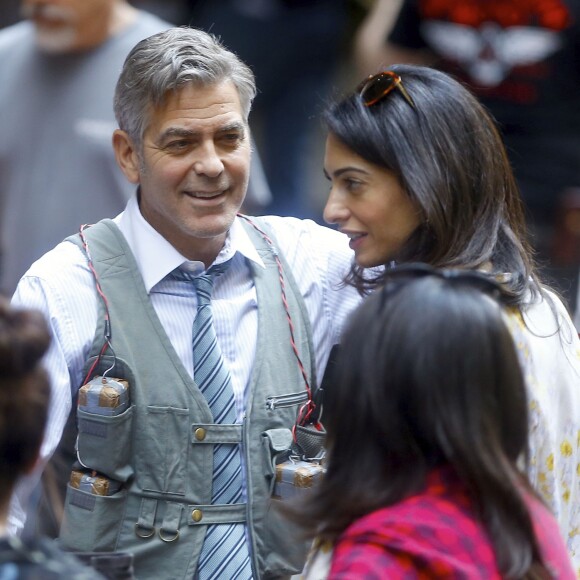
[10,27,360,579]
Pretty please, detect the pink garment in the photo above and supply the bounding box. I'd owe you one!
[329,467,575,579]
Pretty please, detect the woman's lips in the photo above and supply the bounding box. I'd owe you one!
[343,231,367,250]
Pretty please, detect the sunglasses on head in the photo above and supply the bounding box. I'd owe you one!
[357,71,415,109]
[380,263,506,305]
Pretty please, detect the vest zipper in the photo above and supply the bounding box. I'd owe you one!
[265,391,309,411]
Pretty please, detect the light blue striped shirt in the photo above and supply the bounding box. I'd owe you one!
[8,194,361,534]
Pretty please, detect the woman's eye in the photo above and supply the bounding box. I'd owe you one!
[345,178,362,191]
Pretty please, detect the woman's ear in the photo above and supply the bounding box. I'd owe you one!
[113,129,141,185]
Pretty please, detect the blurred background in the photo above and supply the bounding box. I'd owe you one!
[1,0,578,320]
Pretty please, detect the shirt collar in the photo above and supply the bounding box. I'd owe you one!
[115,194,265,293]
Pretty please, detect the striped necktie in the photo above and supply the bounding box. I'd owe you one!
[174,262,252,579]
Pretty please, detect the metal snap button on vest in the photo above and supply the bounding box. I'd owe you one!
[191,509,203,522]
[194,428,206,441]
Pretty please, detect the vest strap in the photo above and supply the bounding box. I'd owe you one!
[159,501,183,542]
[135,498,157,538]
[190,423,242,445]
[186,503,247,526]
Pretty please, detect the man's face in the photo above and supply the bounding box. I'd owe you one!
[114,81,251,265]
[21,0,114,53]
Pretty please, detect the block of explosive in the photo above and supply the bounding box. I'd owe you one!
[78,376,130,416]
[70,470,122,496]
[274,460,325,500]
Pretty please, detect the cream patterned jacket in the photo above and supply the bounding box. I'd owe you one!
[505,290,580,575]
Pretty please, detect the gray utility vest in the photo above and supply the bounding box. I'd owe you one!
[59,218,316,579]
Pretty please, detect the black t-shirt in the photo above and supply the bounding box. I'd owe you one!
[389,0,580,214]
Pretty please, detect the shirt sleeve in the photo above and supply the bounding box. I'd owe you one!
[8,253,96,535]
[257,216,362,375]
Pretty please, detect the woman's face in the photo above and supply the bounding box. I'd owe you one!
[323,133,421,268]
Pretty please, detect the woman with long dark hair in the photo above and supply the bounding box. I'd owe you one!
[320,65,580,570]
[291,266,574,578]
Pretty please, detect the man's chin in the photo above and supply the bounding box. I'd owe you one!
[34,28,77,54]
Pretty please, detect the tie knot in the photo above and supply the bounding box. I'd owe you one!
[171,259,232,306]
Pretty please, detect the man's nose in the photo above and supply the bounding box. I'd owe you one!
[192,142,224,178]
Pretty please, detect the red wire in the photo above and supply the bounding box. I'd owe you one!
[238,215,319,430]
[82,341,109,386]
[79,224,113,385]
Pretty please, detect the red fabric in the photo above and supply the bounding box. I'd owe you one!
[329,467,575,579]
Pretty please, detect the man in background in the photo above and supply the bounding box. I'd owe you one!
[0,0,172,295]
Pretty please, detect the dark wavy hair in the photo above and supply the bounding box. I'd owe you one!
[286,266,549,578]
[324,65,541,307]
[0,298,51,499]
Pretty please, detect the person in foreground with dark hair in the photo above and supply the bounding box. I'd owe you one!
[0,298,103,579]
[322,64,580,570]
[289,266,575,579]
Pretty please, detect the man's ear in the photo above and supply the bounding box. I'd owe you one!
[113,129,141,184]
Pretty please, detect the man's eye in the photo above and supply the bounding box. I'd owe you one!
[165,140,190,151]
[221,133,243,144]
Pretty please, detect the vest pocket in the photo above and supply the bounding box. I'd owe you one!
[262,500,309,576]
[262,428,293,494]
[136,406,190,496]
[60,485,127,552]
[77,405,134,482]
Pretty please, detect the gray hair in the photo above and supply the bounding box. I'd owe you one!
[114,27,256,146]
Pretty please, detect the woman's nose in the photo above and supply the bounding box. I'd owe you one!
[323,188,349,225]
